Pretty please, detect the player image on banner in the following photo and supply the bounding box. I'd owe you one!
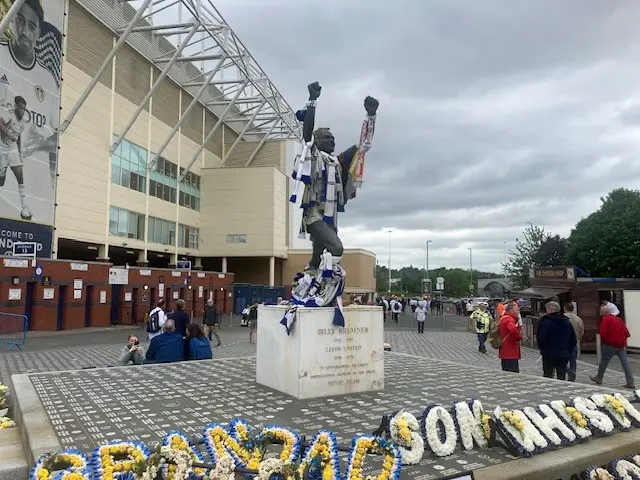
[0,0,63,257]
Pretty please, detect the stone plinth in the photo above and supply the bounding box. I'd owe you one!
[256,305,384,399]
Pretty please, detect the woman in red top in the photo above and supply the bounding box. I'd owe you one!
[498,303,523,373]
[590,305,635,388]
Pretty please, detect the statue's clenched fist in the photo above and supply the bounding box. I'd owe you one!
[308,82,322,101]
[364,96,379,116]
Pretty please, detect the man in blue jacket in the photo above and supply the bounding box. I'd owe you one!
[145,319,184,364]
[536,301,576,380]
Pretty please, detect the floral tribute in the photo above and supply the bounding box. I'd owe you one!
[421,405,458,457]
[452,400,489,450]
[493,407,548,456]
[0,416,15,430]
[91,440,150,480]
[29,390,640,479]
[296,429,341,480]
[343,434,402,480]
[388,410,424,465]
[30,450,91,480]
[583,455,640,479]
[160,431,207,479]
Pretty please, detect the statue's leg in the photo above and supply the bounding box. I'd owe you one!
[307,221,343,267]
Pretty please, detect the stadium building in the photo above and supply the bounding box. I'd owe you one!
[0,0,375,329]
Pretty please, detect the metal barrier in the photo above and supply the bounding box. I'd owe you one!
[0,312,28,350]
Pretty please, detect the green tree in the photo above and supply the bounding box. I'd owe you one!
[375,265,501,297]
[532,234,568,267]
[565,188,640,277]
[504,223,547,288]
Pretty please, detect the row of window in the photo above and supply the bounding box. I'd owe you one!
[111,138,201,211]
[109,207,199,249]
[226,234,247,244]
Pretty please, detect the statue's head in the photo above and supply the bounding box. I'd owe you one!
[314,127,335,154]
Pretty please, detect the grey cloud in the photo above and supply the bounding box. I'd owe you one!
[214,0,640,272]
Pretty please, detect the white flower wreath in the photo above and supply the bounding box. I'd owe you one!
[572,396,614,435]
[549,400,592,440]
[209,454,235,480]
[423,406,457,457]
[610,459,640,480]
[523,405,576,446]
[591,394,632,430]
[255,457,284,480]
[453,400,488,450]
[493,406,548,455]
[612,394,640,427]
[389,410,424,465]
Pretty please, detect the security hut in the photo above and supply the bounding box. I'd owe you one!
[514,266,640,351]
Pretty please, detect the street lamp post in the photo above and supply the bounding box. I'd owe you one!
[468,248,473,294]
[387,230,392,294]
[503,241,508,279]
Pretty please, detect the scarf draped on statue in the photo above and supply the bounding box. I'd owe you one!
[282,107,375,335]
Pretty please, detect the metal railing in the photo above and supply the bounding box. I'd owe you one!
[0,313,28,351]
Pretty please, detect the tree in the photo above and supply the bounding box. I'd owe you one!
[375,265,501,297]
[565,188,640,277]
[504,223,547,289]
[532,234,568,267]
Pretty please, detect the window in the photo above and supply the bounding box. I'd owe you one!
[147,216,176,245]
[109,207,144,240]
[179,167,201,212]
[111,137,147,193]
[226,234,247,244]
[178,224,200,249]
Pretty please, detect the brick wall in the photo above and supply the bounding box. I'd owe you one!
[0,258,234,331]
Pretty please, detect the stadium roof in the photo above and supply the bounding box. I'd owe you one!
[57,0,301,176]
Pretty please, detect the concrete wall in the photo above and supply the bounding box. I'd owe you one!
[283,249,377,293]
[199,166,288,258]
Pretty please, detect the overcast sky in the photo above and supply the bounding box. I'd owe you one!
[213,0,640,273]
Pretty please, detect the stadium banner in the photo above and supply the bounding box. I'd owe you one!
[0,0,64,257]
[0,217,52,256]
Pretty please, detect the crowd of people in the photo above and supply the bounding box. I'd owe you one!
[485,297,634,388]
[119,298,222,366]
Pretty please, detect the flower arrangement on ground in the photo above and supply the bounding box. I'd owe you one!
[0,383,9,413]
[421,405,457,457]
[522,405,576,446]
[159,431,207,480]
[92,440,150,480]
[585,466,615,480]
[609,459,640,480]
[591,394,632,430]
[388,410,423,465]
[493,407,548,456]
[344,434,401,480]
[549,401,592,441]
[0,416,15,430]
[452,399,489,450]
[297,429,341,480]
[30,451,91,480]
[572,397,614,435]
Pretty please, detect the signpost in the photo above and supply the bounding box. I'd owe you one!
[12,241,37,266]
[108,267,129,285]
[177,260,192,271]
[436,277,445,291]
[422,278,432,294]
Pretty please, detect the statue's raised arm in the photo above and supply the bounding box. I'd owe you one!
[302,82,322,143]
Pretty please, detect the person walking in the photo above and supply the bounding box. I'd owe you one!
[498,302,523,373]
[391,298,402,323]
[563,302,584,382]
[414,302,427,333]
[472,302,492,353]
[203,299,222,346]
[536,301,576,380]
[590,305,635,389]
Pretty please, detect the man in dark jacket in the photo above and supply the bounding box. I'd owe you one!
[536,301,576,380]
[145,319,185,364]
[170,299,190,337]
[203,299,221,346]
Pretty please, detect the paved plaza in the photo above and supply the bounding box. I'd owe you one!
[4,313,640,479]
[1,314,638,390]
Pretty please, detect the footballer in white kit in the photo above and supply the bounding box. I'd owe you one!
[0,0,59,222]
